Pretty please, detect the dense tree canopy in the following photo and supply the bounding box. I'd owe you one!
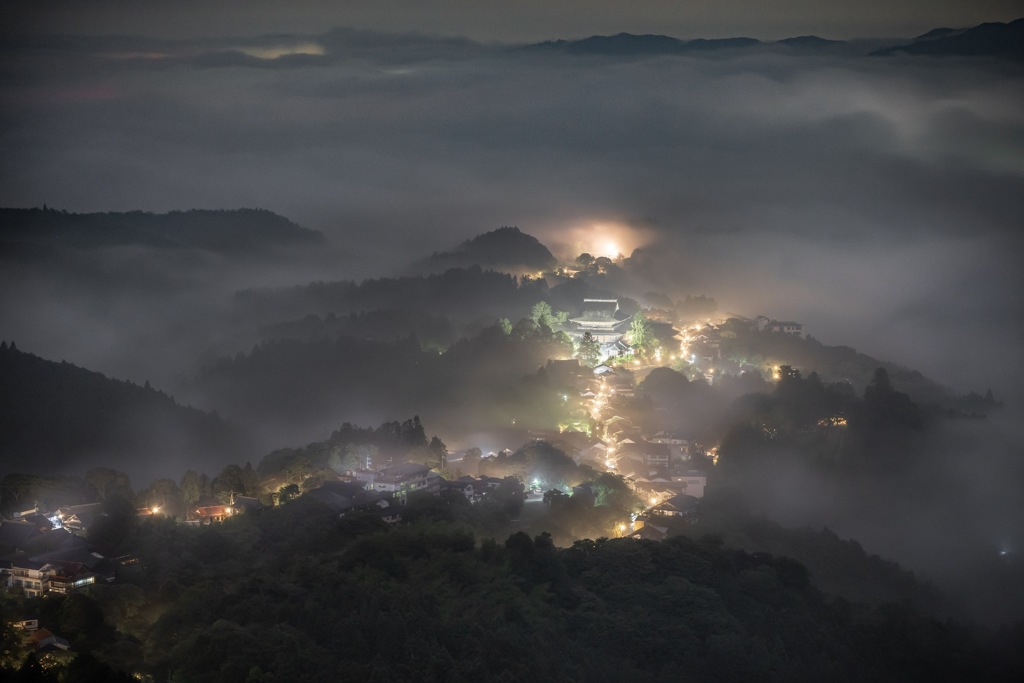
[1,501,1004,682]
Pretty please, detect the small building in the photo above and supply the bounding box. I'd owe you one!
[445,479,476,500]
[630,518,669,542]
[46,563,96,595]
[2,559,55,597]
[764,320,803,336]
[304,481,382,514]
[12,618,39,632]
[618,441,671,469]
[650,493,700,517]
[57,503,103,536]
[454,476,505,503]
[670,470,707,498]
[29,628,71,652]
[372,463,434,502]
[650,431,691,461]
[575,442,608,467]
[193,505,233,523]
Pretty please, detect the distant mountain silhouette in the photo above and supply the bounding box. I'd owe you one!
[776,36,845,48]
[873,18,1024,59]
[408,226,557,274]
[914,27,958,41]
[0,343,249,482]
[564,33,686,55]
[522,32,760,57]
[683,37,761,51]
[0,206,324,253]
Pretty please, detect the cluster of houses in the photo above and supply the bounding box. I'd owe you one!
[533,357,711,541]
[558,295,804,385]
[303,463,539,520]
[0,297,809,669]
[0,510,108,655]
[298,462,440,520]
[0,504,113,599]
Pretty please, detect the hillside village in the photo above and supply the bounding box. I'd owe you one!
[0,296,807,615]
[1,227,1007,677]
[0,227,1014,678]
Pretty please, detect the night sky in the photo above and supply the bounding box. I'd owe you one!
[5,0,1024,41]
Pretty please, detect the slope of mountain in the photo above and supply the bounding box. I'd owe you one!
[873,18,1024,58]
[522,33,760,56]
[776,35,845,48]
[0,206,325,253]
[407,226,557,274]
[236,265,548,329]
[0,343,249,482]
[914,27,958,40]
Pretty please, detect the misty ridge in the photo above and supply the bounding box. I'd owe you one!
[1,14,1023,681]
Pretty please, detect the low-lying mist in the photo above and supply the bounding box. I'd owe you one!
[725,410,1024,626]
[1,25,1022,626]
[2,31,1020,400]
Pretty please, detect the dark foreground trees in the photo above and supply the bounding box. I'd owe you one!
[2,498,1011,683]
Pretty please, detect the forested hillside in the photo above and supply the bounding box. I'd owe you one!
[192,319,575,443]
[0,344,250,481]
[2,502,1016,682]
[407,226,558,274]
[234,266,548,329]
[0,207,323,253]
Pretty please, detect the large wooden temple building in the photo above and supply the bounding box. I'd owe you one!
[567,299,630,358]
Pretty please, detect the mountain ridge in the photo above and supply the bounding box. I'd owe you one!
[0,206,325,254]
[407,226,557,275]
[872,17,1024,58]
[0,343,250,482]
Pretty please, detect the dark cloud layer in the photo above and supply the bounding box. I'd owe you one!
[4,1,1023,42]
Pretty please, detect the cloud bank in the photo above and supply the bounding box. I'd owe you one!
[2,30,1021,401]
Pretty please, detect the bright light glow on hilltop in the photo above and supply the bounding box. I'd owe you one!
[600,239,620,258]
[544,219,652,262]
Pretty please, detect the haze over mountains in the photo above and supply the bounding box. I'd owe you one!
[874,17,1024,58]
[0,214,1002,477]
[1,6,1023,677]
[2,206,1022,635]
[4,17,1021,411]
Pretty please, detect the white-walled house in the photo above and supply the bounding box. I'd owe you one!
[671,470,707,498]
